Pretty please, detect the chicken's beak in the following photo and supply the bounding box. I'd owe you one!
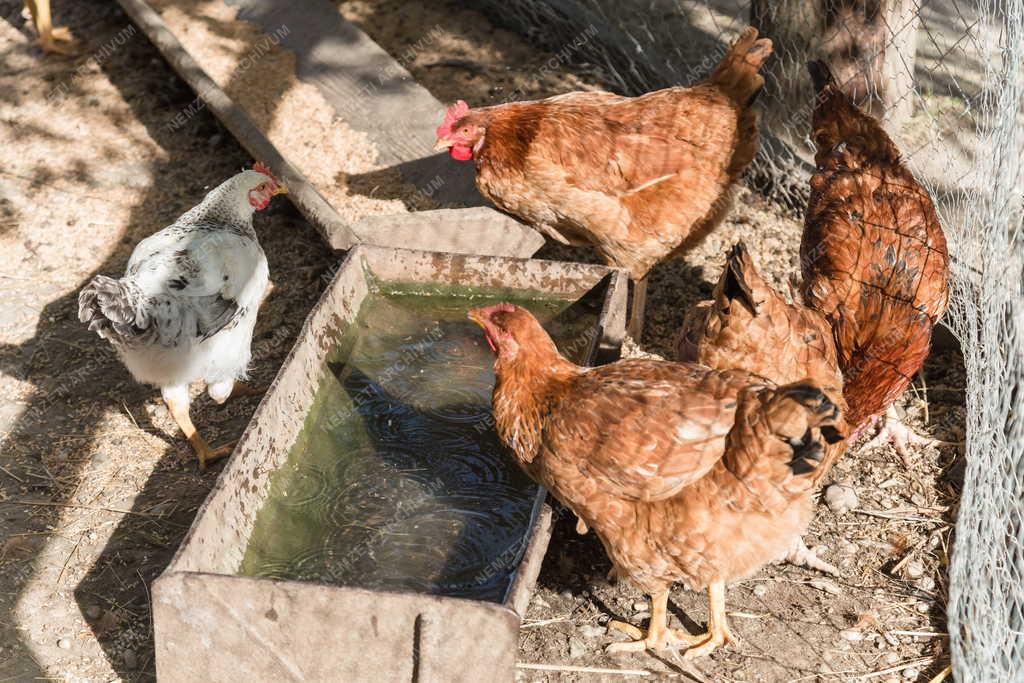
[434,136,453,152]
[273,182,289,196]
[468,309,497,353]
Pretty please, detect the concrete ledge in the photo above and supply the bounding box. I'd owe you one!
[352,207,546,258]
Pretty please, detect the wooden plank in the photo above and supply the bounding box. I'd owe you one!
[115,0,533,257]
[351,208,545,257]
[115,0,358,249]
[223,0,483,207]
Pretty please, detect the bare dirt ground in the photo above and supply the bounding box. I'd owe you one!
[0,1,962,681]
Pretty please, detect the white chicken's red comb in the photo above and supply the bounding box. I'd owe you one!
[436,100,470,138]
[253,161,278,181]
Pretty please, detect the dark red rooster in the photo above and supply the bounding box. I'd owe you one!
[436,28,772,338]
[801,61,951,459]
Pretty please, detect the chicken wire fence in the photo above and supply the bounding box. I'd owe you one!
[463,0,1024,679]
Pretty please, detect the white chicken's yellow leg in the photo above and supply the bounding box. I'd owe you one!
[606,589,670,653]
[675,580,736,658]
[23,0,75,55]
[162,387,234,470]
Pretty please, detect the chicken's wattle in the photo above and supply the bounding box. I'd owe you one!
[450,145,473,161]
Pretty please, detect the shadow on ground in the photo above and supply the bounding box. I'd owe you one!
[0,1,332,679]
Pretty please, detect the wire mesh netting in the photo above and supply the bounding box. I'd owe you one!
[463,0,1023,678]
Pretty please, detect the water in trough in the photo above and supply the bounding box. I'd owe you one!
[238,282,601,602]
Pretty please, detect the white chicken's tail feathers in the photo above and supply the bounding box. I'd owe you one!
[78,275,148,345]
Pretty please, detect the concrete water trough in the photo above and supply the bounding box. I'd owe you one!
[152,246,627,682]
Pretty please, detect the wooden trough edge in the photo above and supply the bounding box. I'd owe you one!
[351,207,546,258]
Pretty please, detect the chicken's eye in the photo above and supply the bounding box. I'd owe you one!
[461,127,470,134]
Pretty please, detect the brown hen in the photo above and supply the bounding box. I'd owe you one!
[677,242,842,392]
[802,61,950,460]
[438,28,772,338]
[469,303,846,656]
[675,243,848,572]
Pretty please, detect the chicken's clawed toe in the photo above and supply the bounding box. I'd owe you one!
[606,620,644,640]
[605,620,668,654]
[38,33,76,55]
[194,440,236,471]
[677,626,733,659]
[604,584,739,657]
[605,620,735,657]
[36,23,76,55]
[605,639,649,654]
[867,419,951,457]
[861,405,958,459]
[783,536,840,576]
[49,25,72,41]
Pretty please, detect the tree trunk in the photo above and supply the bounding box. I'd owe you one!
[751,0,920,131]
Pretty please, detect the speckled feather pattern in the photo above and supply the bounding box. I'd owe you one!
[77,171,271,389]
[677,243,843,392]
[800,82,950,429]
[461,28,772,280]
[675,244,852,489]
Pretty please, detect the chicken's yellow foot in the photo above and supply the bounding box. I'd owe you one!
[163,390,235,470]
[861,404,956,458]
[605,589,671,653]
[191,438,235,472]
[606,620,643,640]
[606,582,736,657]
[678,581,735,659]
[38,28,75,55]
[24,0,76,55]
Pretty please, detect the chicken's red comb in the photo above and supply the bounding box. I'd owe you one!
[253,161,276,178]
[436,100,470,138]
[478,303,519,318]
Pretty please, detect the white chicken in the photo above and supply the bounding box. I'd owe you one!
[78,163,287,469]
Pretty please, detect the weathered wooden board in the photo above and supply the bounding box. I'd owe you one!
[115,0,535,256]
